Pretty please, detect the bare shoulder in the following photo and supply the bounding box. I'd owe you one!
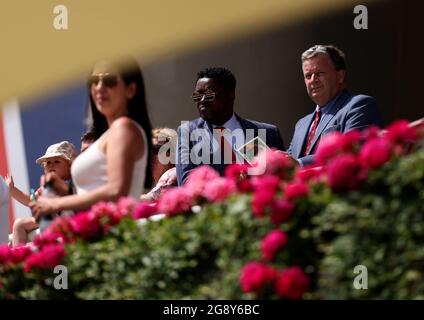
[111,116,140,130]
[110,117,143,137]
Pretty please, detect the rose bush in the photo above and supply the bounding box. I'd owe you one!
[1,119,423,299]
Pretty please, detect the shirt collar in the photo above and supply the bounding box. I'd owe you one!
[212,113,241,131]
[317,90,344,114]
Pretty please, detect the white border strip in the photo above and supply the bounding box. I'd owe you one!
[3,99,31,219]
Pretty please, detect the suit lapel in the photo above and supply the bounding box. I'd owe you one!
[294,114,314,158]
[307,90,350,154]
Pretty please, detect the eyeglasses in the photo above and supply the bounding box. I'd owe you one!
[87,74,119,88]
[190,91,216,103]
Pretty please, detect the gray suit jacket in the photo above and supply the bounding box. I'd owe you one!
[176,114,285,185]
[287,89,383,166]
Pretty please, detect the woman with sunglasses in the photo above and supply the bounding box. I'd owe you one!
[30,58,152,219]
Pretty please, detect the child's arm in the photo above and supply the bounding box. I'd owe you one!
[4,174,31,206]
[41,173,71,196]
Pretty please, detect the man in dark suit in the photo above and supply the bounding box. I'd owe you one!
[176,67,284,185]
[287,45,383,166]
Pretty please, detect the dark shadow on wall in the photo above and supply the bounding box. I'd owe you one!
[143,0,422,145]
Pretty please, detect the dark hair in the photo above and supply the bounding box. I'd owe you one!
[196,67,236,91]
[87,57,153,188]
[80,128,97,143]
[301,45,346,71]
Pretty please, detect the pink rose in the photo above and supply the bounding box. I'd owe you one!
[326,154,360,191]
[158,188,194,216]
[363,125,381,141]
[261,230,288,261]
[315,132,345,165]
[252,149,293,179]
[251,175,281,193]
[46,216,74,243]
[116,197,138,217]
[252,189,277,217]
[88,201,124,233]
[315,131,361,165]
[133,201,158,219]
[8,245,32,265]
[186,166,220,197]
[385,120,418,144]
[225,164,252,192]
[203,177,236,202]
[295,166,324,183]
[340,130,362,150]
[24,244,66,272]
[271,199,294,225]
[284,182,309,201]
[33,230,65,248]
[359,137,392,169]
[0,244,10,264]
[69,211,101,240]
[240,262,278,293]
[275,266,310,299]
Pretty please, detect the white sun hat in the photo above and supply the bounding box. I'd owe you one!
[35,141,77,165]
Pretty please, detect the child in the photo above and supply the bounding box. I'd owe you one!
[80,128,96,153]
[6,141,77,247]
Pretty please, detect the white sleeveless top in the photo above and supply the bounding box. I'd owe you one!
[71,121,147,198]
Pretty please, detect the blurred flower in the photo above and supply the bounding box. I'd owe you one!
[271,199,294,225]
[133,201,158,219]
[251,175,280,193]
[158,188,194,216]
[295,166,324,183]
[252,149,294,179]
[225,164,252,192]
[363,125,381,140]
[203,177,236,202]
[33,230,65,248]
[359,137,392,169]
[186,166,220,197]
[240,262,278,293]
[275,266,310,299]
[252,189,277,217]
[315,131,360,165]
[24,244,66,272]
[326,154,360,191]
[8,246,33,265]
[284,182,309,201]
[0,245,10,264]
[385,120,418,145]
[261,230,288,261]
[116,197,138,217]
[69,211,101,240]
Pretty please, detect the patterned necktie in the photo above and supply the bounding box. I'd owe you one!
[303,107,321,156]
[215,126,237,164]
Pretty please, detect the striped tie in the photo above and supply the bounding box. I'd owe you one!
[303,107,321,156]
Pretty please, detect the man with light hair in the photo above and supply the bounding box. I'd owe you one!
[287,44,383,166]
[0,176,10,244]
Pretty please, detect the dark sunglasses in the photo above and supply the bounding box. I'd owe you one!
[87,74,119,88]
[190,91,216,103]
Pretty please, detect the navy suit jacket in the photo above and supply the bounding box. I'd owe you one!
[176,114,285,185]
[287,89,383,166]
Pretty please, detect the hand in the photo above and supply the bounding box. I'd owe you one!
[41,173,69,196]
[29,196,60,222]
[4,174,15,191]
